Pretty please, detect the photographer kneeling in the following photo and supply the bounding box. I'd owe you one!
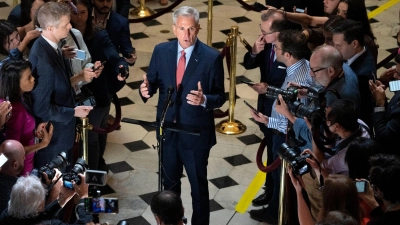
[0,173,91,225]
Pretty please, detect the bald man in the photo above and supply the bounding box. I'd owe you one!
[0,140,25,214]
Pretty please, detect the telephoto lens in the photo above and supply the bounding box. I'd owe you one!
[63,158,87,189]
[278,143,311,176]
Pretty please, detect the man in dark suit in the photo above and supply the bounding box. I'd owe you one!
[242,10,287,210]
[370,54,400,156]
[332,19,376,129]
[29,2,94,168]
[91,0,136,65]
[140,6,225,225]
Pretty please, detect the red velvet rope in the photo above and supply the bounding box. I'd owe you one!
[256,137,282,173]
[377,48,398,69]
[213,45,231,118]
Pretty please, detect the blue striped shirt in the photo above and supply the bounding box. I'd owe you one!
[267,58,313,133]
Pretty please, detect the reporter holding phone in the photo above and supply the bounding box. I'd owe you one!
[369,54,400,155]
[0,60,54,175]
[69,0,128,171]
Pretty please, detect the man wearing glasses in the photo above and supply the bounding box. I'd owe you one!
[275,44,361,220]
[242,10,287,221]
[248,29,313,224]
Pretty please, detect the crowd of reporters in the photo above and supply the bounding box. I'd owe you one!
[0,0,135,224]
[243,0,400,224]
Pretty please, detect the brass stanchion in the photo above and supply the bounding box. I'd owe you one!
[216,26,246,135]
[130,0,156,18]
[207,0,213,46]
[278,160,288,225]
[80,117,90,164]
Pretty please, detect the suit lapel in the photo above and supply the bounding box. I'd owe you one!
[180,41,200,89]
[40,38,71,85]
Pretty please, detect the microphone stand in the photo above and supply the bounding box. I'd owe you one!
[158,87,174,191]
[122,89,200,193]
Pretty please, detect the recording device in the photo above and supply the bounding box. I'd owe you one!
[355,180,368,193]
[278,143,311,176]
[389,80,400,92]
[253,2,268,12]
[295,8,305,13]
[75,49,86,60]
[0,154,8,168]
[123,48,136,59]
[63,158,87,189]
[84,197,119,213]
[45,121,52,132]
[85,169,107,186]
[31,152,68,183]
[243,100,259,114]
[119,65,129,79]
[264,85,326,126]
[35,27,42,32]
[75,86,96,107]
[92,61,106,71]
[241,79,255,85]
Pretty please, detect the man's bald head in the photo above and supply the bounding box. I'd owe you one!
[311,45,343,70]
[0,140,25,176]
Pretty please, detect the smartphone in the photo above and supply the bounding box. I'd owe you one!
[75,49,86,60]
[355,180,368,193]
[92,61,106,71]
[389,80,400,92]
[45,121,52,132]
[244,100,260,114]
[241,79,255,86]
[84,197,118,213]
[295,8,305,13]
[0,154,8,167]
[119,65,128,78]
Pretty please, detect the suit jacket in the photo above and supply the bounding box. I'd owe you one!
[143,40,226,149]
[105,11,134,58]
[85,29,128,106]
[350,48,376,127]
[243,44,286,119]
[372,91,400,155]
[29,36,76,162]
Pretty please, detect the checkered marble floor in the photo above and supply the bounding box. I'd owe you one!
[0,0,399,224]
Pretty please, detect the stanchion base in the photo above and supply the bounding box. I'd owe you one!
[130,7,156,18]
[216,119,246,135]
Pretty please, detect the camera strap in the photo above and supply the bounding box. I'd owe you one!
[69,30,81,49]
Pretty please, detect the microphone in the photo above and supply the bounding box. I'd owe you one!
[160,87,174,127]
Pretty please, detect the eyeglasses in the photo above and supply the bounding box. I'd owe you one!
[259,24,277,36]
[310,67,327,75]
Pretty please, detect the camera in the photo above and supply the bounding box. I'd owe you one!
[31,152,68,183]
[63,158,87,189]
[278,143,311,176]
[265,85,326,126]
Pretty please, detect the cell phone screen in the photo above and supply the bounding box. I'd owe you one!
[75,50,86,60]
[355,181,367,193]
[84,197,118,213]
[389,80,400,92]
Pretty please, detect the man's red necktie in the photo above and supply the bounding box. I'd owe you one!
[176,50,186,89]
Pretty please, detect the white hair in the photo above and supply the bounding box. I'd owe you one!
[172,6,199,25]
[8,175,46,219]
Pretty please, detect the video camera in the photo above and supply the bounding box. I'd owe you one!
[278,143,311,176]
[31,152,68,183]
[264,84,326,126]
